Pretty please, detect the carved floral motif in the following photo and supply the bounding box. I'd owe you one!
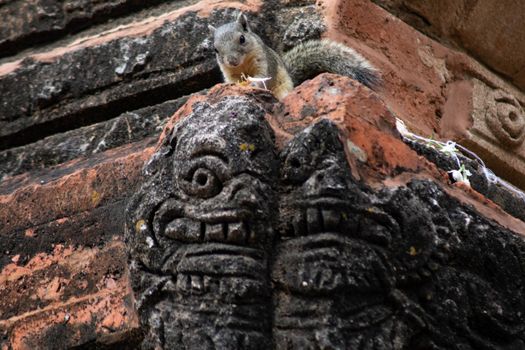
[485,89,525,148]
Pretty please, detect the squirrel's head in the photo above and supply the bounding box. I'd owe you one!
[209,13,258,68]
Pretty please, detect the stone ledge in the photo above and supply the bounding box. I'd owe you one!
[124,78,525,348]
[0,139,153,235]
[0,200,126,271]
[284,74,525,235]
[0,240,128,321]
[319,0,525,191]
[0,95,192,181]
[0,284,137,349]
[0,0,176,59]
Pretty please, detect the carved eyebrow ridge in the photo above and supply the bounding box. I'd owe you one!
[190,149,229,164]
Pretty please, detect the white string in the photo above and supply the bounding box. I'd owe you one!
[395,118,525,201]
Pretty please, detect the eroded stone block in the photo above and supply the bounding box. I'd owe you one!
[273,120,424,348]
[126,96,278,349]
[126,88,525,348]
[372,0,525,90]
[465,78,525,189]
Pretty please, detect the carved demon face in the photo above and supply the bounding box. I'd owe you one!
[127,99,525,349]
[154,101,277,250]
[126,97,278,349]
[275,120,389,292]
[273,120,409,348]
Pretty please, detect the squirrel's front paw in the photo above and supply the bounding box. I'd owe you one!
[241,74,271,90]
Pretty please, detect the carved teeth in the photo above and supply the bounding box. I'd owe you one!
[190,275,204,291]
[205,223,225,241]
[292,210,306,237]
[322,209,341,231]
[164,218,201,241]
[306,208,322,234]
[164,218,256,246]
[176,273,191,291]
[203,275,214,290]
[227,222,247,244]
[175,274,206,294]
[295,207,347,235]
[175,272,267,298]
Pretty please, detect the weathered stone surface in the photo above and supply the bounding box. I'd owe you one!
[318,0,525,190]
[126,94,278,349]
[439,78,525,190]
[0,0,172,59]
[283,74,525,238]
[0,31,218,151]
[125,80,525,349]
[0,0,325,153]
[0,200,126,271]
[274,119,525,349]
[0,9,222,149]
[278,76,525,347]
[1,281,137,350]
[282,74,426,182]
[0,141,145,348]
[0,241,127,320]
[274,120,407,348]
[0,239,137,349]
[0,95,191,181]
[0,139,152,235]
[372,0,525,91]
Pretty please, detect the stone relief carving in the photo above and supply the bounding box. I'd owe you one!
[464,78,525,189]
[126,97,278,349]
[485,89,525,148]
[126,97,525,349]
[273,120,439,349]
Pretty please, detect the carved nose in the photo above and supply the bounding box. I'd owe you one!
[228,178,261,208]
[304,170,346,197]
[233,187,258,207]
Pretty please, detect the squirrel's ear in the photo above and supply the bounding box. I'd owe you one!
[236,12,250,31]
[208,24,216,34]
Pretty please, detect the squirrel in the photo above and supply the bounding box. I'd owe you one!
[209,13,380,100]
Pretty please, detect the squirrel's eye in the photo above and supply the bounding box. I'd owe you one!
[214,48,219,54]
[239,35,245,44]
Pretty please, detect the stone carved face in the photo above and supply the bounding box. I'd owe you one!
[273,120,430,348]
[154,101,277,251]
[275,120,388,294]
[126,97,278,349]
[127,104,525,349]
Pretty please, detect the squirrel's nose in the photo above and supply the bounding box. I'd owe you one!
[226,56,239,67]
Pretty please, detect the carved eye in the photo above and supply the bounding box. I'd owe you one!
[289,156,301,169]
[239,35,245,44]
[183,167,223,198]
[281,151,312,184]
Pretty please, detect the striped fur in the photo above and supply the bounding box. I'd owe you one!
[283,39,381,89]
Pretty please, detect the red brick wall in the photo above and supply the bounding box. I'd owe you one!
[1,0,524,348]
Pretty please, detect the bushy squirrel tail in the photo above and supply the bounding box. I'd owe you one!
[282,40,381,90]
